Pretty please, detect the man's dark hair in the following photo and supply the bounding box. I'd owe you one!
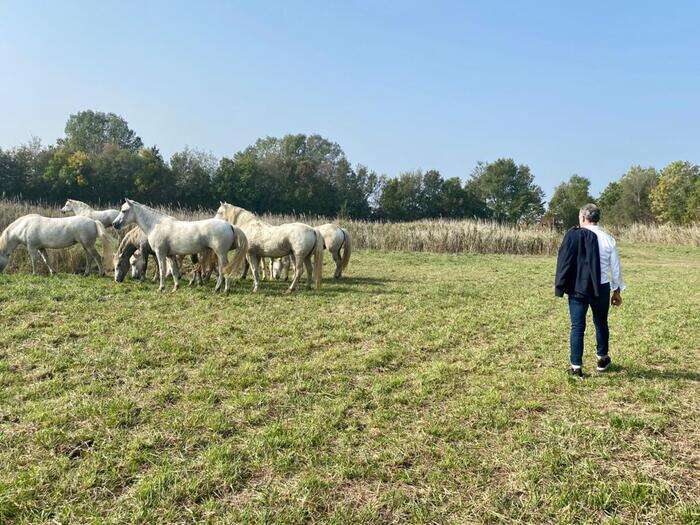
[580,203,600,223]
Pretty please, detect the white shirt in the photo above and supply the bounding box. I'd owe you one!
[583,224,626,291]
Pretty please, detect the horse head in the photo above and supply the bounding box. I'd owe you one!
[113,199,136,230]
[214,202,230,221]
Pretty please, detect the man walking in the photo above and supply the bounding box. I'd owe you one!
[555,203,625,377]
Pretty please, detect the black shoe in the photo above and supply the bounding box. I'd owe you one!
[568,367,584,378]
[597,355,611,372]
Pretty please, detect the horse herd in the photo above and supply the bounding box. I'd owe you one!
[0,199,352,293]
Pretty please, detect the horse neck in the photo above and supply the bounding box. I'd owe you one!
[70,200,92,214]
[132,203,165,234]
[0,225,20,256]
[116,233,138,260]
[233,207,265,227]
[117,230,136,257]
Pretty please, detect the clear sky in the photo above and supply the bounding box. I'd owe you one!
[1,1,698,197]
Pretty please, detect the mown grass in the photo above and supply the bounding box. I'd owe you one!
[0,245,698,524]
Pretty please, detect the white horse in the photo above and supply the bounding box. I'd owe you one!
[61,199,120,228]
[112,199,247,293]
[271,225,351,280]
[214,202,323,293]
[271,254,295,281]
[316,223,351,279]
[0,214,115,275]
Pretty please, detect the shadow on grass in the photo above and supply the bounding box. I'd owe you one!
[620,365,700,382]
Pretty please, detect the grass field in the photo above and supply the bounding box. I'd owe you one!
[0,245,698,523]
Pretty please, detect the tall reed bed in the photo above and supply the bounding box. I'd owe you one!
[0,199,697,274]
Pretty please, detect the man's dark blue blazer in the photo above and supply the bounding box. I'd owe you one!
[554,227,601,298]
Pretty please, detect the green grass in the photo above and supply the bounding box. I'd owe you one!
[0,246,698,524]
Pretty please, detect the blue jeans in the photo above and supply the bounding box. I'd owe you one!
[568,283,610,367]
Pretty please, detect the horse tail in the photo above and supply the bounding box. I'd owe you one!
[94,220,116,272]
[340,228,351,272]
[313,229,324,290]
[224,225,248,277]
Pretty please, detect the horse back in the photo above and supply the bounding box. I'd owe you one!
[20,215,97,249]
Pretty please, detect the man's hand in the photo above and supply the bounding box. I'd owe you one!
[611,289,623,306]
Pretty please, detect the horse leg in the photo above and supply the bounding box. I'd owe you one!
[332,249,342,279]
[38,249,55,276]
[241,258,250,280]
[248,254,262,293]
[304,256,314,289]
[221,252,232,294]
[214,251,228,292]
[287,252,305,293]
[168,256,181,292]
[150,254,159,282]
[156,251,167,292]
[86,244,104,276]
[78,241,99,275]
[27,247,39,275]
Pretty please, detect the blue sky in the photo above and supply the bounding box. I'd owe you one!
[1,1,698,197]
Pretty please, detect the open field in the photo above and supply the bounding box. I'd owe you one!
[0,243,698,523]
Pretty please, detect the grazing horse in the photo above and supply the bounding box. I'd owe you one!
[214,202,323,293]
[316,223,351,279]
[272,254,295,281]
[130,247,217,286]
[112,200,247,293]
[113,227,162,282]
[61,199,119,228]
[0,214,115,275]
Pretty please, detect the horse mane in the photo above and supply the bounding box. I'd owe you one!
[116,227,142,257]
[68,199,93,212]
[221,203,266,226]
[130,200,171,218]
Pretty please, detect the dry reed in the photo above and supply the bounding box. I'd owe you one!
[1,198,697,274]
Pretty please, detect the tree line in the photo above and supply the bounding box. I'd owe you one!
[1,110,698,227]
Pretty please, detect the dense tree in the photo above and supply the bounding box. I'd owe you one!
[442,177,489,219]
[6,138,53,200]
[651,161,700,224]
[377,171,424,221]
[376,170,488,221]
[60,110,143,155]
[332,162,379,218]
[468,159,545,223]
[545,175,595,229]
[132,147,175,204]
[212,155,272,213]
[212,134,373,217]
[170,148,216,208]
[598,180,623,222]
[615,166,658,224]
[2,109,698,223]
[43,148,95,202]
[0,149,24,197]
